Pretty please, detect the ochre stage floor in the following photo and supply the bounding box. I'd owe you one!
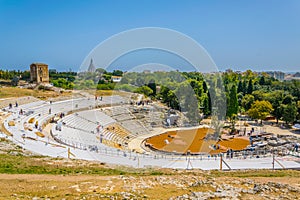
[145,127,250,154]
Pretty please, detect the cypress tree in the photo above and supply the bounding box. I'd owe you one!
[237,80,243,94]
[247,79,253,94]
[227,85,238,118]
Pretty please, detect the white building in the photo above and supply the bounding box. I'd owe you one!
[111,76,122,83]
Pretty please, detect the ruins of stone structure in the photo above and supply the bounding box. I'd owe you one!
[30,63,49,83]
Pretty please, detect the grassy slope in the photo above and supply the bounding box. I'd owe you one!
[0,153,167,176]
[0,151,299,177]
[0,87,71,99]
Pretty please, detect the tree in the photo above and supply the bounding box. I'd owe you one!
[84,80,95,89]
[242,80,247,95]
[203,81,208,93]
[247,79,253,94]
[95,68,107,74]
[134,86,153,96]
[297,101,300,120]
[147,79,157,96]
[248,100,273,124]
[237,80,243,94]
[210,114,224,139]
[266,90,284,123]
[282,94,293,105]
[227,85,238,117]
[120,76,129,84]
[135,77,145,86]
[202,93,211,115]
[185,93,201,124]
[252,90,266,101]
[112,70,123,76]
[259,76,265,85]
[167,90,179,110]
[241,94,254,111]
[11,76,19,86]
[281,103,297,124]
[227,85,238,132]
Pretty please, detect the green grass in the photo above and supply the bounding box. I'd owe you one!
[0,150,299,177]
[210,169,300,178]
[0,153,166,176]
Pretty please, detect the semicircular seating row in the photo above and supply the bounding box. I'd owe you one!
[5,96,129,149]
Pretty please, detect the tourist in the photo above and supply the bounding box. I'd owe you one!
[293,143,299,152]
[35,121,38,129]
[100,134,103,143]
[226,149,230,158]
[22,133,25,142]
[15,102,18,107]
[250,136,253,146]
[49,108,51,114]
[213,144,216,150]
[96,125,100,134]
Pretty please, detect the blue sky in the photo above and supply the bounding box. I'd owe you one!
[0,0,299,72]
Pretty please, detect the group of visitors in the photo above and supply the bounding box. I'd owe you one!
[95,96,103,101]
[226,148,234,158]
[212,144,220,150]
[130,100,151,106]
[8,101,18,109]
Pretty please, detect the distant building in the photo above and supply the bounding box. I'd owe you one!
[49,69,57,73]
[284,72,300,81]
[265,71,285,81]
[111,76,122,83]
[143,70,151,74]
[87,59,96,73]
[30,63,49,83]
[225,69,233,73]
[293,72,300,77]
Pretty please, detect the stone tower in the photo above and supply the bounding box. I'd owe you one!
[30,63,49,83]
[87,59,96,73]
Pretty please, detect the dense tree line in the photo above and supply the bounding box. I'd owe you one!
[0,70,30,80]
[1,68,299,126]
[118,70,299,126]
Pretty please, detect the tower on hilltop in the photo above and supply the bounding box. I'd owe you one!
[87,59,96,73]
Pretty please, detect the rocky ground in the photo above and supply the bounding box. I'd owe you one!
[0,138,299,200]
[0,173,299,200]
